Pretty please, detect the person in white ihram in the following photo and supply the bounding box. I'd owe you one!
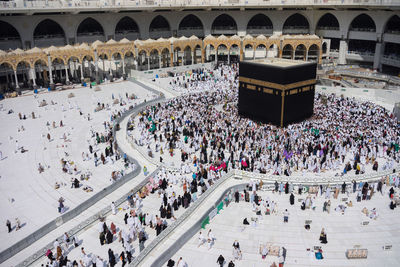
[111,201,116,215]
[207,229,216,250]
[198,231,206,248]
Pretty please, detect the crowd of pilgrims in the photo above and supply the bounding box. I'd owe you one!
[132,63,400,178]
[41,163,225,267]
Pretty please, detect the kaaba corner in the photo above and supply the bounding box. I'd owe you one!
[238,58,317,127]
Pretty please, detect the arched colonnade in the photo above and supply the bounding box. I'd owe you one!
[0,34,321,90]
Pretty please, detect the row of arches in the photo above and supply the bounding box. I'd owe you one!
[1,13,399,49]
[0,33,322,92]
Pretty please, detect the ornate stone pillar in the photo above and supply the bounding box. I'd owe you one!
[122,57,126,74]
[14,69,19,89]
[147,55,150,70]
[80,63,84,81]
[109,56,113,76]
[31,68,36,86]
[47,55,54,85]
[94,50,99,82]
[158,54,162,68]
[191,51,194,65]
[64,65,69,83]
[88,60,92,78]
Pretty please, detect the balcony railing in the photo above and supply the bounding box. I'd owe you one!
[0,0,399,11]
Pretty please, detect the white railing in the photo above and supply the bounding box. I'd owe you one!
[1,0,399,11]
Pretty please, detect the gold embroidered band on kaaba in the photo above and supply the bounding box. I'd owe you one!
[239,77,316,91]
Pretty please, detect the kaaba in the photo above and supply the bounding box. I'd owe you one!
[238,59,317,127]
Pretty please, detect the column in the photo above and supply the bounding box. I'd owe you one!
[338,39,347,65]
[215,49,218,64]
[170,52,174,66]
[122,57,126,74]
[31,68,36,87]
[147,56,150,70]
[253,48,256,60]
[80,63,84,81]
[373,42,384,70]
[14,70,19,89]
[191,52,194,65]
[89,60,93,78]
[73,61,77,79]
[47,55,54,85]
[305,52,309,61]
[158,55,161,68]
[94,50,99,82]
[102,59,106,78]
[64,65,69,83]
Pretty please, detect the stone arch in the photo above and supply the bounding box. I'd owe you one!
[115,16,140,41]
[307,44,320,62]
[316,13,340,31]
[247,14,273,35]
[384,15,400,34]
[1,61,16,71]
[51,57,65,65]
[0,20,22,50]
[66,55,80,64]
[211,14,237,36]
[0,62,17,91]
[183,46,192,65]
[255,43,267,59]
[205,44,216,62]
[178,14,204,37]
[268,43,279,58]
[216,43,228,62]
[160,48,170,68]
[349,13,376,32]
[283,13,310,34]
[33,19,66,47]
[16,60,32,69]
[294,44,307,60]
[149,15,171,39]
[34,58,48,67]
[77,17,105,43]
[149,49,160,69]
[193,44,201,64]
[282,44,294,59]
[244,43,254,59]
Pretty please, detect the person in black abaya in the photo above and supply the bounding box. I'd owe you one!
[160,205,166,218]
[390,200,396,210]
[166,204,172,219]
[106,229,113,244]
[290,193,295,205]
[156,222,162,236]
[319,228,328,244]
[285,182,289,194]
[108,248,116,267]
[163,194,168,206]
[389,187,395,198]
[173,199,178,211]
[235,190,239,203]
